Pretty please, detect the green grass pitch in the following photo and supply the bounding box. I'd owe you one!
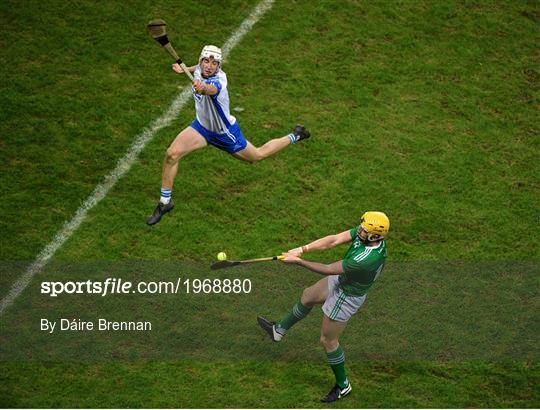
[1,0,539,407]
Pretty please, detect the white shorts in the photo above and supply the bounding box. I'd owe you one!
[322,275,367,322]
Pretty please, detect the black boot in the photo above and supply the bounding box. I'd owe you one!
[146,200,174,225]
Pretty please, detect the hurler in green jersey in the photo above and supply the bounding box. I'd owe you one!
[258,211,390,403]
[339,226,387,296]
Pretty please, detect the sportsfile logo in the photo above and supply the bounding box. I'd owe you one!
[41,278,252,297]
[41,278,180,297]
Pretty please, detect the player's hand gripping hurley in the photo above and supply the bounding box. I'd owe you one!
[147,19,195,81]
[211,255,285,270]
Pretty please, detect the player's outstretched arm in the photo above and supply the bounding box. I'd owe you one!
[283,254,344,276]
[288,230,352,256]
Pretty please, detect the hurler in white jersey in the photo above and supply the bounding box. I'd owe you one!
[147,45,311,225]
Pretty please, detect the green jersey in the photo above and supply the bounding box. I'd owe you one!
[339,227,387,296]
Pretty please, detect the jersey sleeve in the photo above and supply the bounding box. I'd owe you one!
[342,227,358,273]
[205,71,227,97]
[204,78,222,96]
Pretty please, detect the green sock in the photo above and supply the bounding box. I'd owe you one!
[327,345,348,389]
[276,301,312,333]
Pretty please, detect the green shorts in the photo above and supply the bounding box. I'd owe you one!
[322,275,366,322]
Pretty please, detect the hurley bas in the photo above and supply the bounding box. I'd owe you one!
[41,318,152,333]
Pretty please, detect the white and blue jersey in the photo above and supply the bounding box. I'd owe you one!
[190,66,247,154]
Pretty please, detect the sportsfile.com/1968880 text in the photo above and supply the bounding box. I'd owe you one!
[40,278,252,297]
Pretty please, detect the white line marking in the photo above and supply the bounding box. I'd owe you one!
[0,0,275,316]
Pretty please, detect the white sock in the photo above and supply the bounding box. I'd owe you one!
[160,188,172,204]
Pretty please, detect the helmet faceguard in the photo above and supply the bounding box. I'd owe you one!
[357,211,390,243]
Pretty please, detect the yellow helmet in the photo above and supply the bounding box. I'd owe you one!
[360,211,390,241]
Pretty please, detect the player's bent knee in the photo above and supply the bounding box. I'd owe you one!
[248,152,264,163]
[300,288,314,305]
[244,147,265,163]
[244,157,259,165]
[320,335,338,351]
[165,147,185,163]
